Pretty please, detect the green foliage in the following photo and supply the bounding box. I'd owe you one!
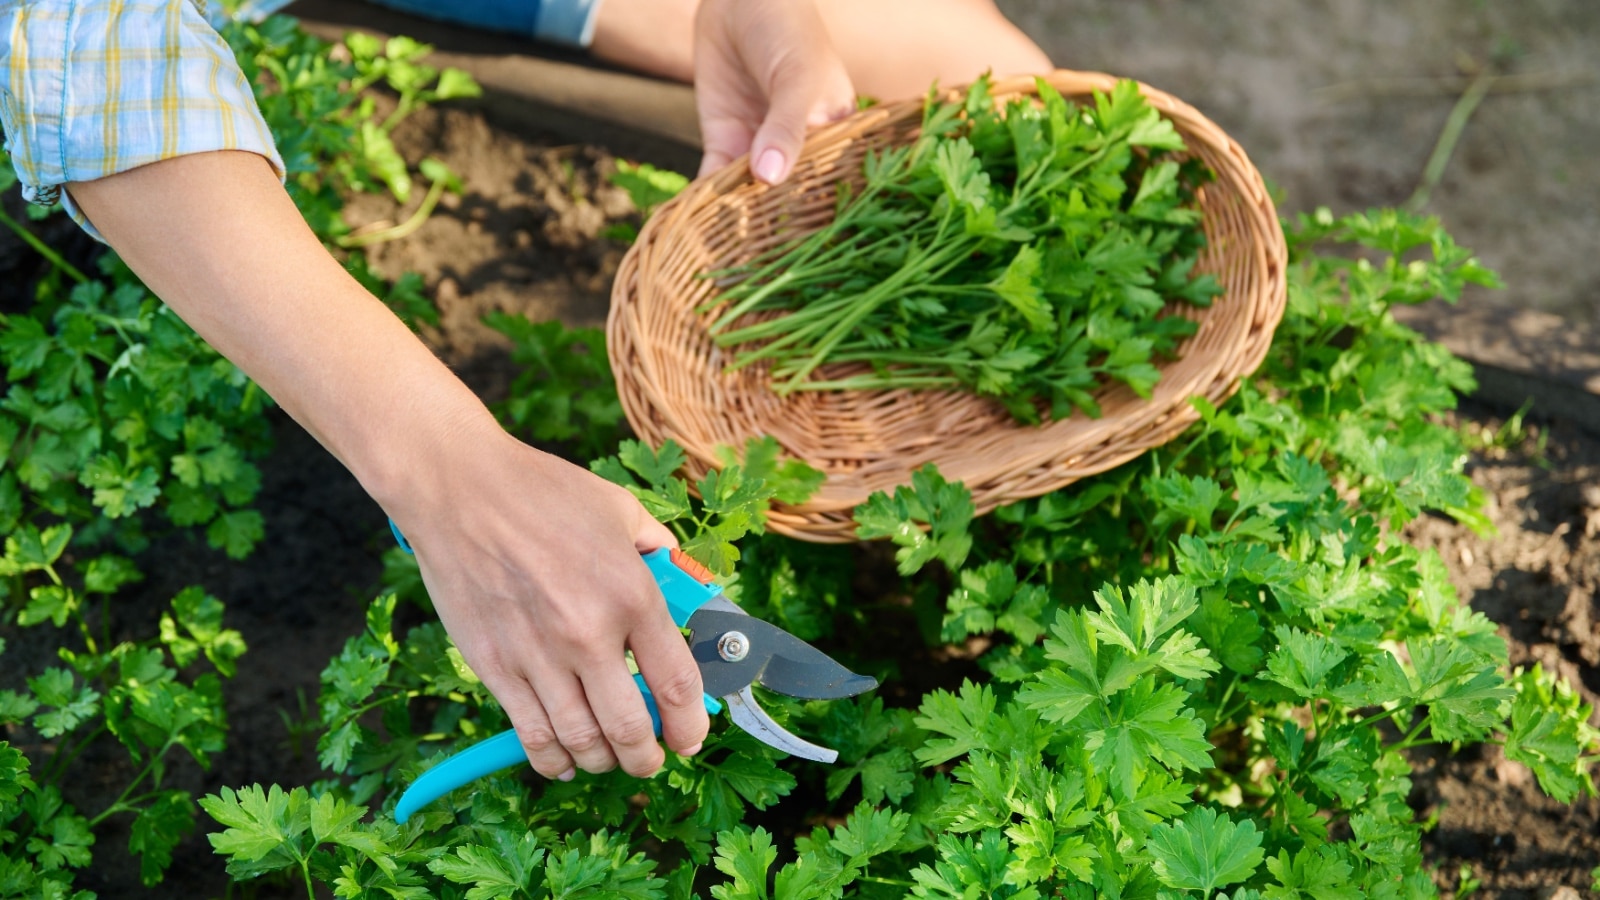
[609,160,690,220]
[0,275,271,559]
[0,15,475,564]
[877,207,1577,898]
[710,805,908,900]
[603,159,690,243]
[1501,664,1600,803]
[592,436,822,576]
[225,20,477,238]
[190,207,1600,900]
[483,313,625,458]
[1147,807,1266,893]
[854,464,974,575]
[706,75,1220,418]
[223,19,474,327]
[0,744,96,900]
[0,589,245,890]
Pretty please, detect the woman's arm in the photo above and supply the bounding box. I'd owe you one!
[589,0,1049,183]
[590,0,1053,114]
[67,150,711,780]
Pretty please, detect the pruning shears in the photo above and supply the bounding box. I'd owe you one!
[387,525,879,824]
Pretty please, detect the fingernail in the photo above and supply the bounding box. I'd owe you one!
[754,148,786,185]
[558,768,575,782]
[811,104,853,126]
[682,742,703,757]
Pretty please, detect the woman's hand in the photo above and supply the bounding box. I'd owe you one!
[693,0,856,182]
[390,425,710,780]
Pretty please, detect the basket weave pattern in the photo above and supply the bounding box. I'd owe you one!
[608,71,1287,542]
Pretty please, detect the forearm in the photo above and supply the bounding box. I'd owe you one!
[591,0,1050,103]
[590,0,698,83]
[66,150,493,512]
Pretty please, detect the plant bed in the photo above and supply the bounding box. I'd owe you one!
[1404,401,1600,897]
[2,17,1598,900]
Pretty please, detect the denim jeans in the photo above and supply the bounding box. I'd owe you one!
[361,0,598,46]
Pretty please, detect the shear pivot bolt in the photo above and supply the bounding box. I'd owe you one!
[717,631,750,663]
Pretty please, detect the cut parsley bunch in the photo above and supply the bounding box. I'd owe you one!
[707,75,1221,422]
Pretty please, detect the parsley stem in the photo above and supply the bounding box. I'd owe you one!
[708,184,898,316]
[0,205,90,284]
[715,291,864,347]
[784,374,960,391]
[341,688,426,723]
[1349,707,1394,731]
[1213,675,1240,724]
[709,228,882,328]
[90,739,176,827]
[778,221,975,391]
[380,93,419,134]
[1350,705,1423,736]
[1404,66,1494,214]
[337,174,450,248]
[101,594,112,659]
[1392,716,1431,750]
[46,722,109,786]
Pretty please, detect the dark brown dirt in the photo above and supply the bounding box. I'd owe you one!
[1406,403,1600,899]
[344,102,630,357]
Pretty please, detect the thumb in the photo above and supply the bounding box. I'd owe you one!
[632,506,680,553]
[633,512,678,554]
[748,59,854,185]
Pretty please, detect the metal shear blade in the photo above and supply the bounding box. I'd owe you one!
[686,598,878,763]
[687,600,880,700]
[725,686,837,763]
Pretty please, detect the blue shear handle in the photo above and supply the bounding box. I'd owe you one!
[394,730,524,824]
[394,675,722,823]
[639,546,723,626]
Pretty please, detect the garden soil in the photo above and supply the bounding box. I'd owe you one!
[2,16,1599,894]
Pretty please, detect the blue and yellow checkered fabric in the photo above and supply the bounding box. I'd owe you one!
[0,0,284,240]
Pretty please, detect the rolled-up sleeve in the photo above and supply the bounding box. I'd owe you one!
[0,0,285,241]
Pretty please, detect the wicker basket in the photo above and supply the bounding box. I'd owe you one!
[608,70,1287,542]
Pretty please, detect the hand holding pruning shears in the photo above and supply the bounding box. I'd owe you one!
[389,532,879,822]
[384,437,715,785]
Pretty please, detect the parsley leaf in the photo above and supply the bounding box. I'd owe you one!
[1145,806,1265,894]
[854,465,974,574]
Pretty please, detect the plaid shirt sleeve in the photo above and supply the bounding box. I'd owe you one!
[0,0,285,242]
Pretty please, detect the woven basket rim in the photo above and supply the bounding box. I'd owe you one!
[609,69,1288,542]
